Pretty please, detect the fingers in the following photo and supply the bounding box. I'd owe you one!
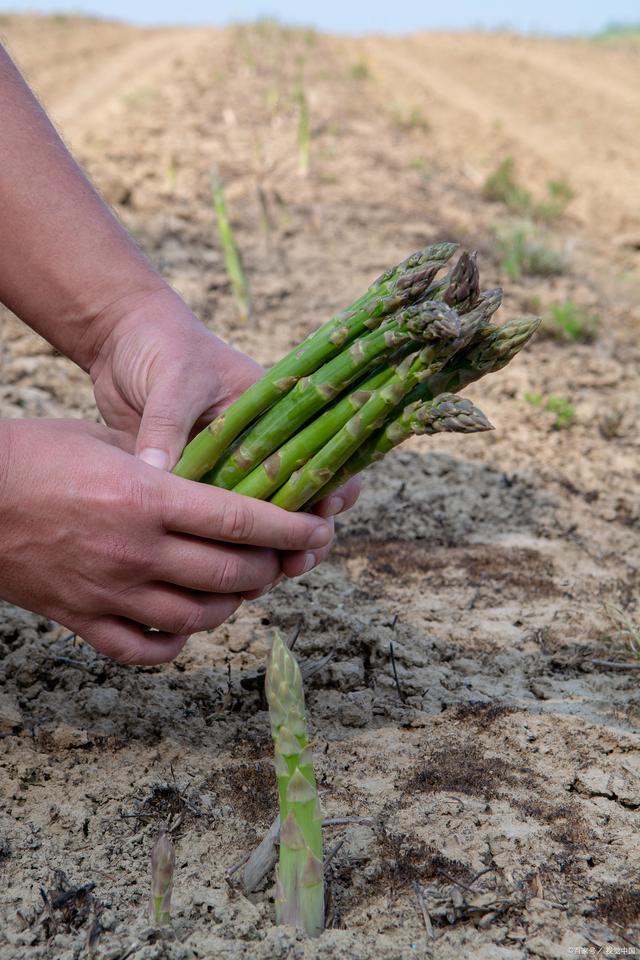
[113,584,242,636]
[79,616,189,666]
[161,477,332,551]
[153,536,281,594]
[136,381,214,472]
[312,475,363,519]
[280,517,335,578]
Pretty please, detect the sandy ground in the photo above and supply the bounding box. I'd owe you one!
[1,16,639,959]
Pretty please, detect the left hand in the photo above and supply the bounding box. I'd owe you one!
[89,287,361,569]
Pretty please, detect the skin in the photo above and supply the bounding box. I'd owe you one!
[0,45,360,665]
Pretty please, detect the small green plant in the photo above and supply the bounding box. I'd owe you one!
[524,392,575,429]
[497,227,566,281]
[149,831,175,926]
[604,604,640,659]
[483,157,531,215]
[593,22,640,42]
[545,301,599,344]
[392,105,430,132]
[210,172,252,324]
[538,179,574,221]
[350,57,371,80]
[265,631,324,938]
[484,157,573,221]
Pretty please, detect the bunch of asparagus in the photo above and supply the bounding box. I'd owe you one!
[174,243,540,506]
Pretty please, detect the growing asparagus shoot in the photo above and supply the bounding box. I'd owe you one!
[297,87,311,176]
[211,171,252,325]
[265,631,323,938]
[149,831,175,927]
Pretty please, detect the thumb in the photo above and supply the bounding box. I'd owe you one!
[136,383,200,471]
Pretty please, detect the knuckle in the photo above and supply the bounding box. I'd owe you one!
[171,603,205,637]
[214,554,241,593]
[219,500,255,542]
[144,407,178,436]
[282,516,308,550]
[122,474,160,519]
[102,535,145,573]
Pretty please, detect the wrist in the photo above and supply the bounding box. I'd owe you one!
[76,279,173,375]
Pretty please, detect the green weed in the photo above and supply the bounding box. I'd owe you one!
[524,392,575,430]
[392,106,430,132]
[604,603,640,660]
[350,57,371,80]
[497,227,566,281]
[545,301,599,344]
[593,22,640,42]
[483,157,573,221]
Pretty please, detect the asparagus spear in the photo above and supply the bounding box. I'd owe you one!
[149,831,175,927]
[231,293,468,501]
[309,394,493,502]
[211,172,252,324]
[443,250,480,314]
[265,631,323,938]
[411,314,542,403]
[208,300,462,489]
[172,242,458,480]
[231,363,398,500]
[270,325,462,512]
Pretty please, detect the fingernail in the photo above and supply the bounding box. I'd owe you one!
[139,448,170,471]
[302,552,318,574]
[326,495,345,517]
[308,522,331,549]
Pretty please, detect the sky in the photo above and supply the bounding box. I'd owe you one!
[2,0,639,34]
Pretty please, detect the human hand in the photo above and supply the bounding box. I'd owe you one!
[0,418,335,664]
[89,286,362,528]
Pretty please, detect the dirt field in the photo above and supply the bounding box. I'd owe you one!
[1,16,640,959]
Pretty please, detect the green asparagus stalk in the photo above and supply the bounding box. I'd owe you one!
[172,242,458,480]
[265,631,323,938]
[309,394,493,502]
[211,172,252,325]
[149,831,175,927]
[207,300,461,489]
[270,324,461,511]
[297,87,311,176]
[230,298,463,500]
[410,314,542,404]
[232,364,397,500]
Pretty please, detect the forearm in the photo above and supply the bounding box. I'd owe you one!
[0,44,167,371]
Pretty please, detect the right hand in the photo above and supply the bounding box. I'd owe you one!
[0,419,333,665]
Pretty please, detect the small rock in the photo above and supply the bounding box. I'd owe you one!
[48,723,89,749]
[339,690,373,727]
[0,693,22,734]
[574,767,612,798]
[84,686,119,717]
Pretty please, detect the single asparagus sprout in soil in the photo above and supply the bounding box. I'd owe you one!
[297,87,311,176]
[173,243,540,507]
[149,831,175,927]
[265,631,324,938]
[210,171,252,324]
